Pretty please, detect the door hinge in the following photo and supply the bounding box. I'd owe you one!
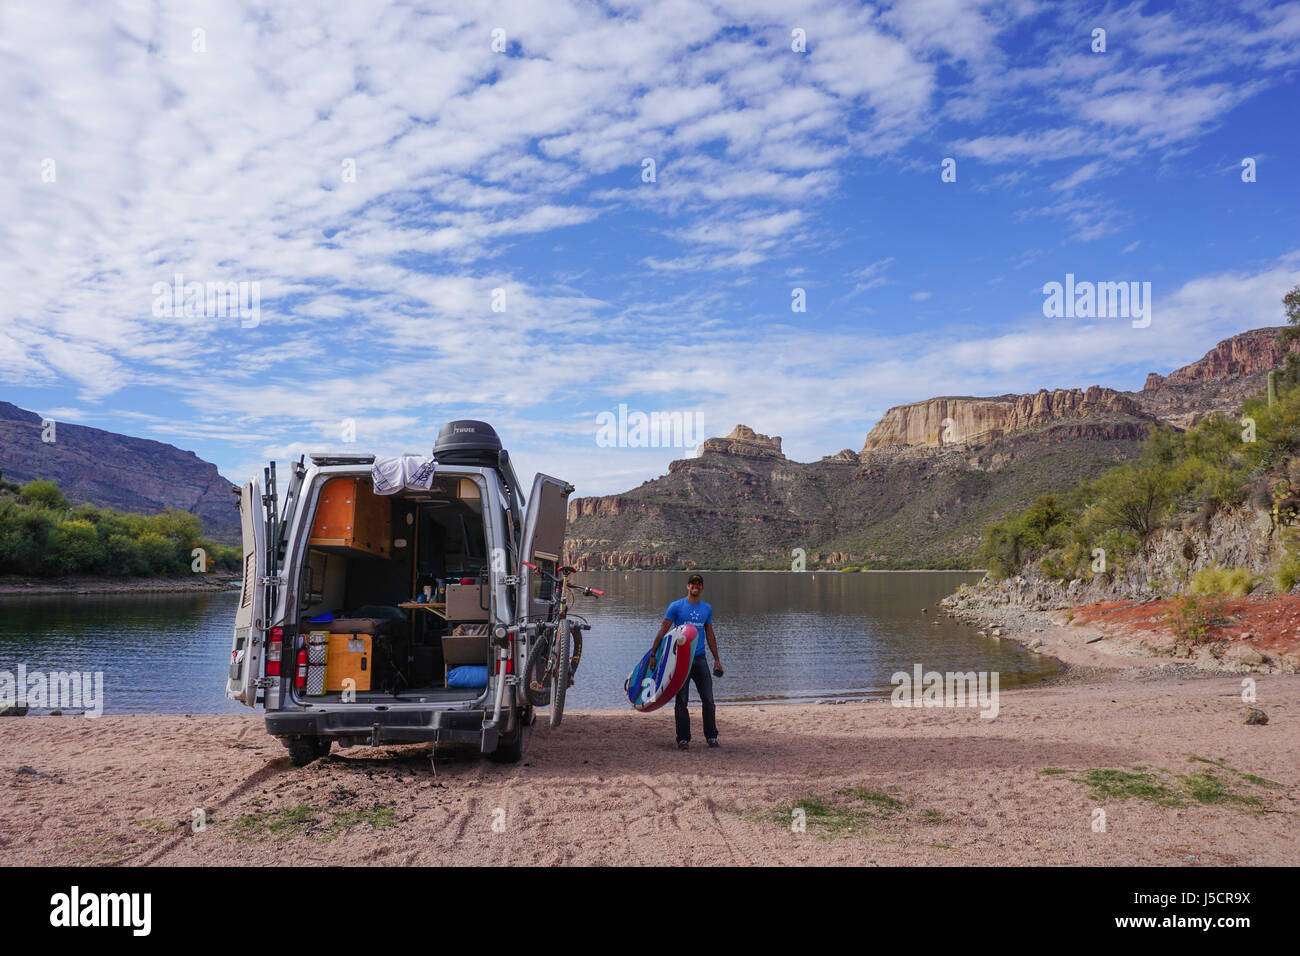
[252,677,277,689]
[259,575,283,587]
[502,575,520,586]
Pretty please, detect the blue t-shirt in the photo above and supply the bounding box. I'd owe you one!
[664,598,712,657]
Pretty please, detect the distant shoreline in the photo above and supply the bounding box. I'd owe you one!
[0,574,241,596]
[577,568,987,574]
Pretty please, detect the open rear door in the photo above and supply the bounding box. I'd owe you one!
[226,478,268,706]
[520,474,573,618]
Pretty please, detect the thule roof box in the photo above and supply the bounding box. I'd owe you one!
[434,420,502,468]
[434,420,526,529]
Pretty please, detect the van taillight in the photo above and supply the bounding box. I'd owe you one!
[267,627,284,676]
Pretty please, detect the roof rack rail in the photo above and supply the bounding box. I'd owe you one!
[309,452,376,466]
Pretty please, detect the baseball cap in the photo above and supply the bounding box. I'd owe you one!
[687,574,704,585]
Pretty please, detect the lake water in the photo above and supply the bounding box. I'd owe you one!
[0,571,1057,714]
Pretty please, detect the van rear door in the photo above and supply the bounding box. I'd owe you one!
[227,478,268,706]
[520,474,573,617]
[521,474,572,569]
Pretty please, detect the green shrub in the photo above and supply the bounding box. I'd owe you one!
[103,533,150,576]
[50,519,104,575]
[135,532,182,576]
[1165,593,1227,648]
[1273,528,1300,592]
[1275,558,1300,593]
[1188,565,1256,598]
[200,540,242,573]
[0,478,221,578]
[19,479,67,510]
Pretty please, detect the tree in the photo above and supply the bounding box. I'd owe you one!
[1090,462,1171,538]
[1284,284,1300,333]
[19,479,67,510]
[50,519,103,574]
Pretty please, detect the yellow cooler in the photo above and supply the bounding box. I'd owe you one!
[325,633,372,691]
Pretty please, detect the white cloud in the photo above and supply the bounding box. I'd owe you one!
[1,1,1296,496]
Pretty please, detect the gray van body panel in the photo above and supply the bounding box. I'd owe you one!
[263,462,519,750]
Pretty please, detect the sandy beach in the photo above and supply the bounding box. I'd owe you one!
[2,617,1297,867]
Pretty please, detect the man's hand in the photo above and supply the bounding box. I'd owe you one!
[713,660,724,677]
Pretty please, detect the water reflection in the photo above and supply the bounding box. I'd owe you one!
[0,572,1057,713]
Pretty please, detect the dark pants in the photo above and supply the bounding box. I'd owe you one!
[674,655,718,743]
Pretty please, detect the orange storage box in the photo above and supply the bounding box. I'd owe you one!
[325,632,372,691]
[310,477,392,558]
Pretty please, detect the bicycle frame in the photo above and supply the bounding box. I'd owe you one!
[522,563,602,708]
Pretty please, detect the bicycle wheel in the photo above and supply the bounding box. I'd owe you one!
[569,628,583,680]
[549,619,571,728]
[522,633,553,708]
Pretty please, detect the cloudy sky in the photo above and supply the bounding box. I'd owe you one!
[2,0,1299,496]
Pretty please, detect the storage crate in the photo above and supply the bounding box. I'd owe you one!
[309,477,392,558]
[326,632,372,691]
[305,665,326,697]
[306,631,329,665]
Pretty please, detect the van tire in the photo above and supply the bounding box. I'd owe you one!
[489,716,528,763]
[285,736,325,767]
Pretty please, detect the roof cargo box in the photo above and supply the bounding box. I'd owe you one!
[434,420,502,468]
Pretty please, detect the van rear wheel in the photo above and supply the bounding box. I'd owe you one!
[489,718,529,763]
[285,736,328,767]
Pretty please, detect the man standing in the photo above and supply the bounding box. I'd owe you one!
[649,573,723,749]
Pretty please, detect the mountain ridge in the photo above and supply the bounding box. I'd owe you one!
[0,402,240,544]
[564,327,1299,570]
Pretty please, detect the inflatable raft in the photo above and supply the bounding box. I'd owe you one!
[624,623,697,712]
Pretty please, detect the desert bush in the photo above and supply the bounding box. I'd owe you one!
[18,479,67,510]
[1188,565,1255,598]
[1165,593,1227,648]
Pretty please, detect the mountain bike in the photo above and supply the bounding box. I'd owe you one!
[521,563,602,727]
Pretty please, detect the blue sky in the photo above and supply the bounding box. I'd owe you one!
[2,0,1299,497]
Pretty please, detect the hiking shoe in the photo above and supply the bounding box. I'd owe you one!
[677,740,689,750]
[707,738,719,748]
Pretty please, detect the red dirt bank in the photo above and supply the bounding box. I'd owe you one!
[1058,596,1300,671]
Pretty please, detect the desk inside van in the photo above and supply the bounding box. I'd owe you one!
[398,601,447,620]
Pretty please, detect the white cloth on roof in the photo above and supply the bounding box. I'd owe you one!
[371,455,436,495]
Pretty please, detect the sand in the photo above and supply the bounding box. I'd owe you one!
[2,622,1297,866]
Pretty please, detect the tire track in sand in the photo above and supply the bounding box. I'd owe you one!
[130,757,292,865]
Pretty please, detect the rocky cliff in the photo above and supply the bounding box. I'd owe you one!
[697,424,784,459]
[565,417,1148,570]
[564,327,1296,570]
[1134,327,1300,429]
[1156,327,1296,387]
[860,387,1150,454]
[0,402,239,543]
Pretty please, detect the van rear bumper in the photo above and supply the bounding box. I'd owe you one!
[266,708,499,752]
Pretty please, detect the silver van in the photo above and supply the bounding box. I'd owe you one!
[225,421,572,765]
